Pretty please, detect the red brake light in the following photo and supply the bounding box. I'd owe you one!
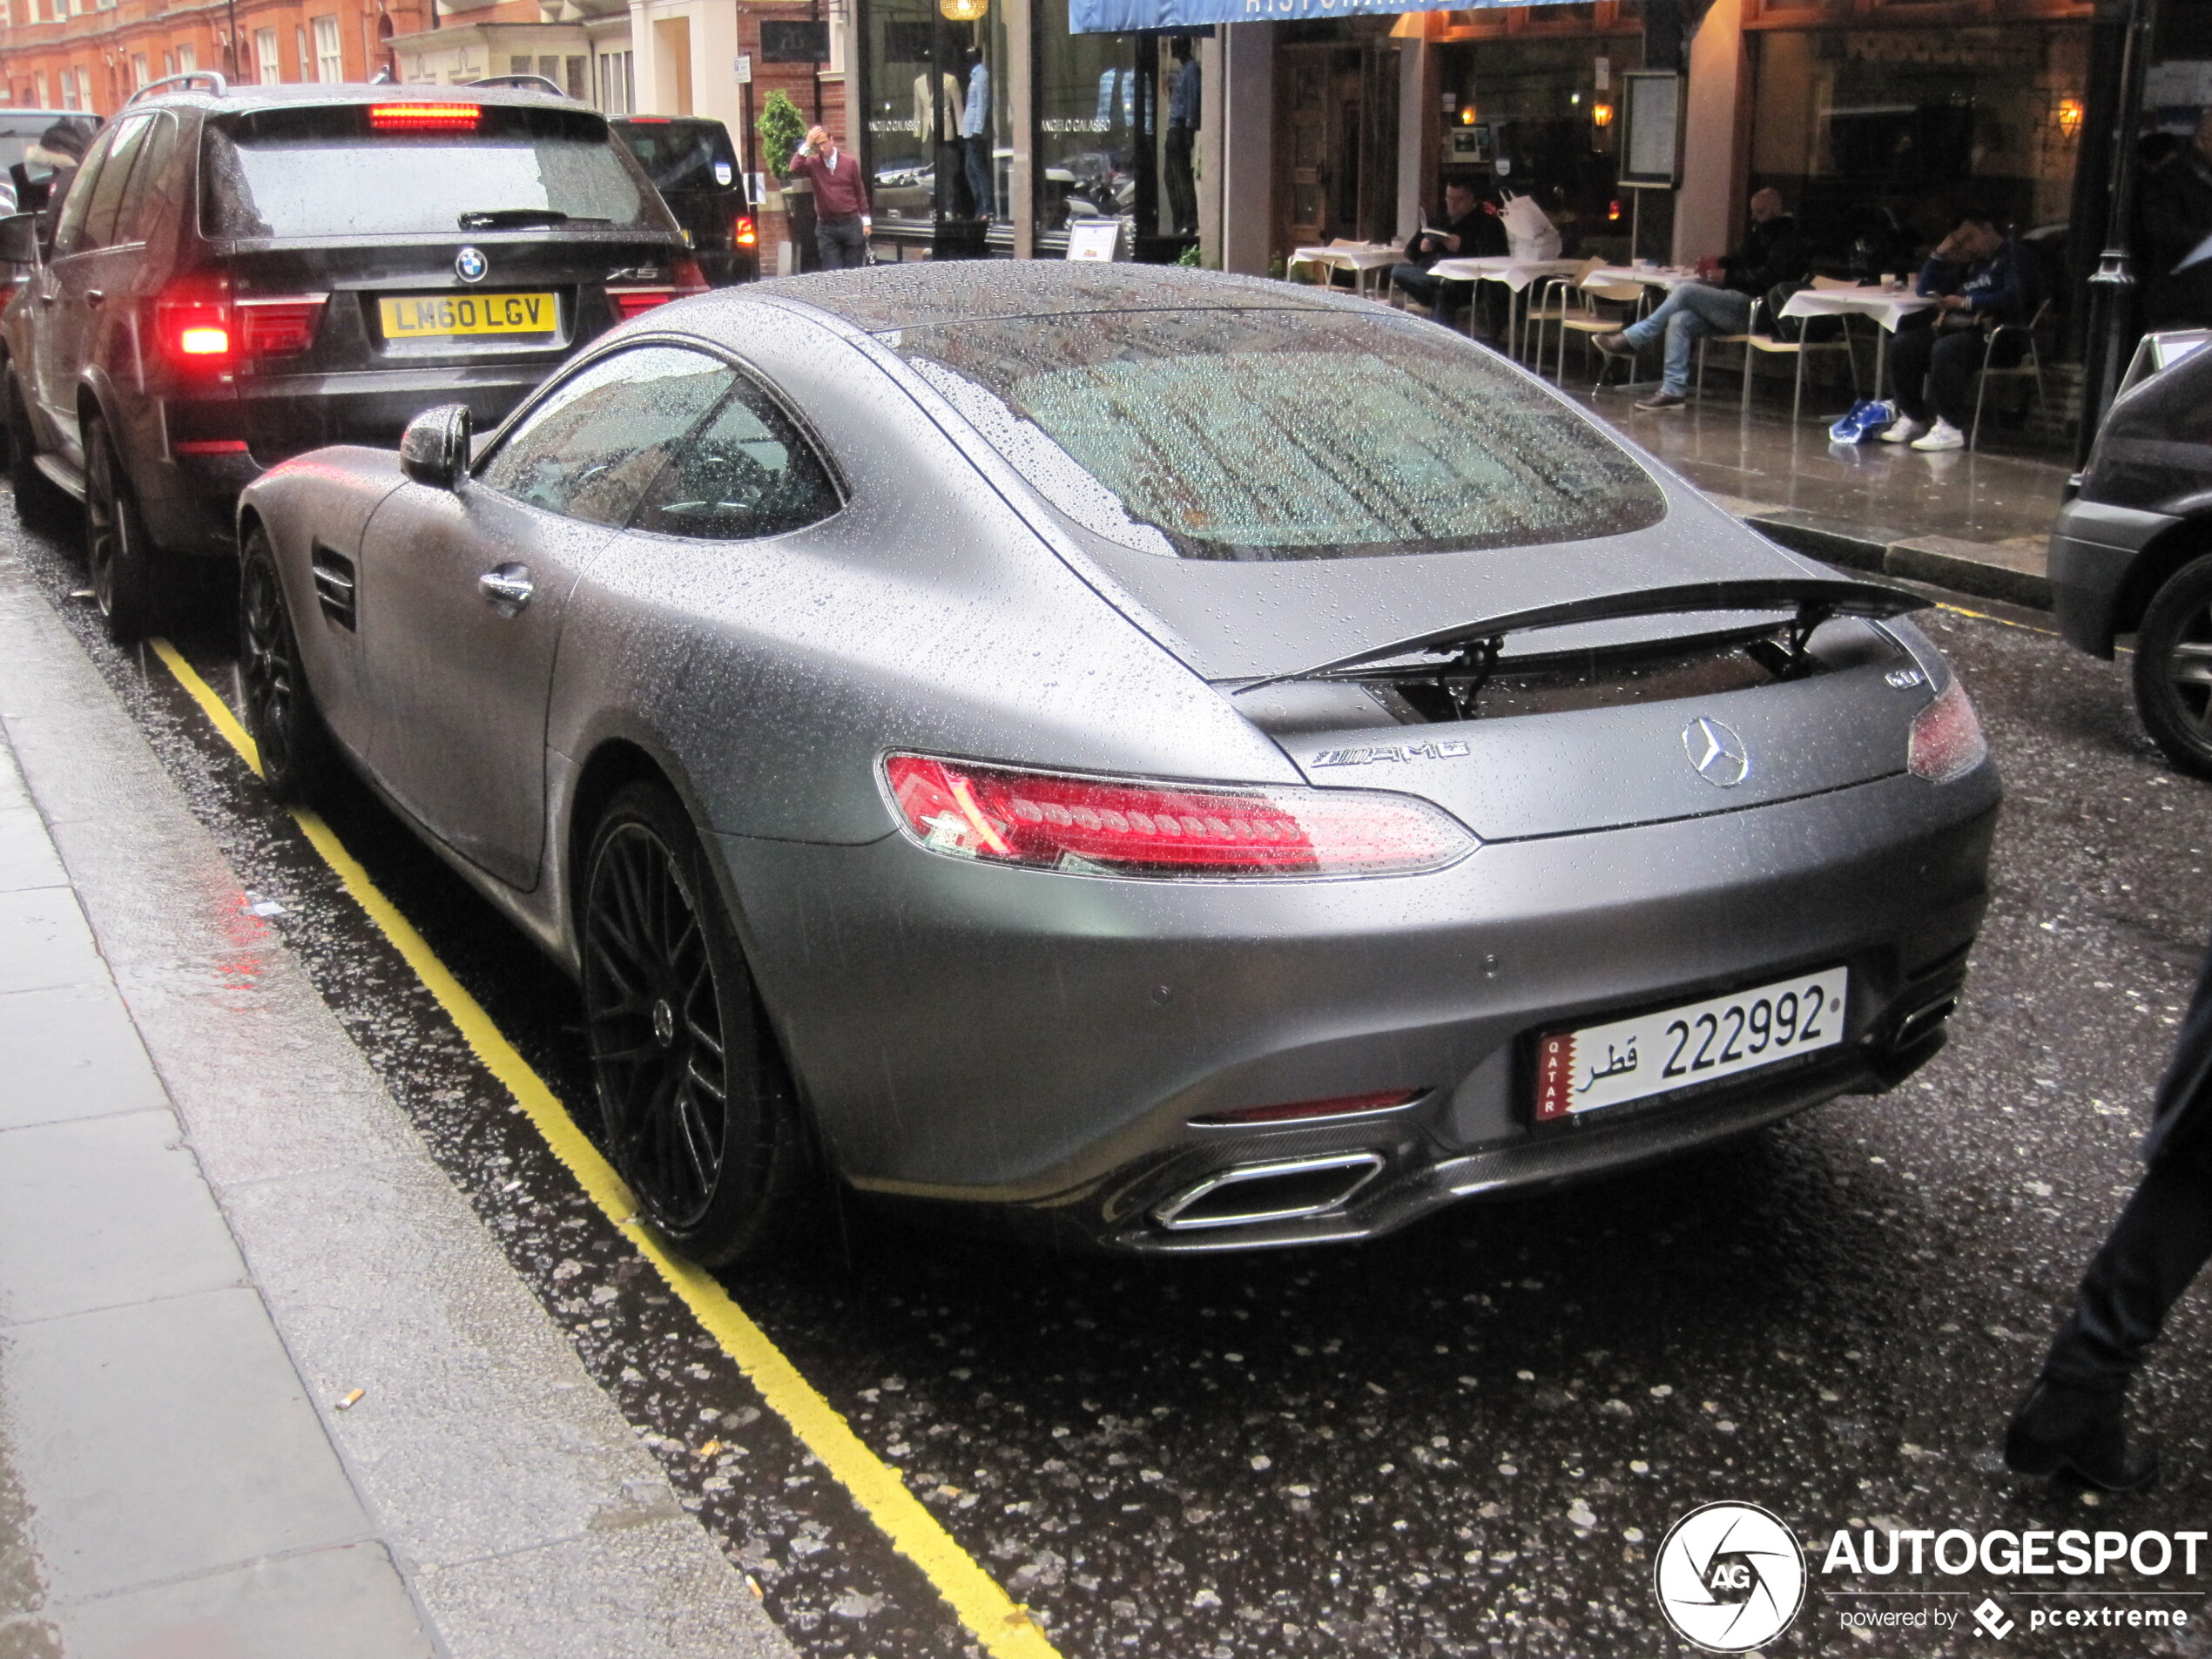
[673,253,709,295]
[608,287,675,320]
[239,295,328,357]
[734,216,758,247]
[1907,678,1987,784]
[880,754,1475,879]
[179,325,231,355]
[371,103,481,132]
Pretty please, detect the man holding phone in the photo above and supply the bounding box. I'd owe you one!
[788,125,873,271]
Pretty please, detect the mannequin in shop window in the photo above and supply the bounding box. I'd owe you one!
[914,62,967,217]
[961,47,992,220]
[1164,37,1199,238]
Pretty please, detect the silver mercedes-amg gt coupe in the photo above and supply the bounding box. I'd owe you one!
[235,264,2000,1263]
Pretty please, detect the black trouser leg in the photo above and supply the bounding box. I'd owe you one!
[1928,331,1986,431]
[2041,1144,2212,1395]
[1888,317,1937,421]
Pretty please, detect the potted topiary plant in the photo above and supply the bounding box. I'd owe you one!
[757,91,815,272]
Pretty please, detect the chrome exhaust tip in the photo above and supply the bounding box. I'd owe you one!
[1152,1152,1386,1232]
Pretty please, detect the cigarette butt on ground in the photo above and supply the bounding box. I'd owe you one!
[335,1388,366,1411]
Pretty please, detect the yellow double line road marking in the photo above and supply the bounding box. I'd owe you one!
[149,638,1061,1659]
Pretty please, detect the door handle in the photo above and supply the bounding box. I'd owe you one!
[478,563,534,611]
[84,289,103,307]
[36,288,54,305]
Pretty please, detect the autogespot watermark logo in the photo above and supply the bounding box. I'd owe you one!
[1654,1502,1808,1651]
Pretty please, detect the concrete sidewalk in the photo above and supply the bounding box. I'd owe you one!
[0,550,796,1657]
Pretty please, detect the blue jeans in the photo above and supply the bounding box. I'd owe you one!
[1621,282,1753,397]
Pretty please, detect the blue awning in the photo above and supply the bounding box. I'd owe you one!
[1069,0,1520,34]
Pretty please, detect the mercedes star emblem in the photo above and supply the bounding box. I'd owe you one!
[1683,716,1750,787]
[455,246,489,284]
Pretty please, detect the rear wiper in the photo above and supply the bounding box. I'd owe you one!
[1227,577,1930,704]
[456,208,610,230]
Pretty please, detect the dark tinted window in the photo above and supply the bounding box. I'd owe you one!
[46,128,111,259]
[77,115,149,251]
[477,346,732,526]
[894,309,1667,561]
[115,113,179,246]
[615,119,737,192]
[201,104,656,239]
[631,381,838,541]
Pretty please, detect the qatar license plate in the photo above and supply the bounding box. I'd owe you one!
[378,292,557,339]
[1534,967,1849,1122]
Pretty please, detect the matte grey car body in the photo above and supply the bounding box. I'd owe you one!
[238,264,2000,1255]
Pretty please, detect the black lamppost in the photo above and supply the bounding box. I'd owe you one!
[2075,0,2162,472]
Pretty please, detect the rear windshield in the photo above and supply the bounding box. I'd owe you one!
[201,104,656,239]
[892,309,1666,561]
[615,119,737,192]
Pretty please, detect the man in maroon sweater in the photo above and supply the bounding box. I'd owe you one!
[789,125,872,271]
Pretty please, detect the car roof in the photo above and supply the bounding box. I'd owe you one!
[745,262,1367,334]
[123,83,595,117]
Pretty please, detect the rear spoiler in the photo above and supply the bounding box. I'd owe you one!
[1229,577,1929,695]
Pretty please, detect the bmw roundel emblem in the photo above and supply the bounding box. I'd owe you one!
[455,246,489,283]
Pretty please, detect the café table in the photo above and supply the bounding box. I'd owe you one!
[1776,284,1939,400]
[1285,243,1402,300]
[1426,255,1585,361]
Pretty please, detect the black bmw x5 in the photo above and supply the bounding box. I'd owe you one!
[0,74,701,639]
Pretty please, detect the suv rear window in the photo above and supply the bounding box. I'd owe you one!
[614,119,737,193]
[201,104,656,239]
[893,308,1666,562]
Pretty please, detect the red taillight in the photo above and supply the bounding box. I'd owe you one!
[157,281,327,367]
[734,215,758,248]
[673,253,709,295]
[175,439,250,455]
[371,102,481,132]
[1193,1090,1425,1127]
[1907,678,1987,784]
[608,287,675,320]
[880,754,1475,880]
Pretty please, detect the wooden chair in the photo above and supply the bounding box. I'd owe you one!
[1556,271,1651,388]
[1969,299,2057,451]
[1726,297,1860,422]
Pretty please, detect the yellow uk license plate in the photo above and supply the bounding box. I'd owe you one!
[378,291,557,339]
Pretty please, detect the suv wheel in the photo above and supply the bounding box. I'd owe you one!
[84,417,158,644]
[5,371,70,536]
[580,780,814,1265]
[238,529,333,801]
[2134,550,2212,779]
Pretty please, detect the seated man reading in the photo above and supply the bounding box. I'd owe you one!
[1596,187,1810,410]
[1879,210,2033,452]
[1390,183,1505,328]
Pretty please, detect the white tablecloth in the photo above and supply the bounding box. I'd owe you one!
[1427,255,1583,293]
[1285,244,1401,277]
[1777,287,1939,334]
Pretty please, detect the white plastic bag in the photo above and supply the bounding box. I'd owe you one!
[1499,192,1561,262]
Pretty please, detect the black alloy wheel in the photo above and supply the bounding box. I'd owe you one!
[2134,551,2212,781]
[238,530,332,801]
[581,780,810,1264]
[5,370,70,535]
[84,417,157,643]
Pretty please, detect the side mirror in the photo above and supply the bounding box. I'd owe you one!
[0,213,38,267]
[400,403,470,489]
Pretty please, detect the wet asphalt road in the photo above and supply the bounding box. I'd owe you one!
[12,505,2212,1658]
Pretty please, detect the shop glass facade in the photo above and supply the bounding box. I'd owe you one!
[860,0,1012,245]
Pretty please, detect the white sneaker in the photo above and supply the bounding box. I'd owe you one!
[1878,415,1924,445]
[1911,419,1966,452]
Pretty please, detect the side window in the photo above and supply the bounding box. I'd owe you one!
[77,117,150,253]
[475,345,733,528]
[45,130,112,260]
[630,379,840,542]
[114,114,179,247]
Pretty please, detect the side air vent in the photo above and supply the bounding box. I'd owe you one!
[310,543,357,631]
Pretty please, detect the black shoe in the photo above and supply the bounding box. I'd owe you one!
[2003,1378,2160,1493]
[1595,331,1634,355]
[1635,391,1688,412]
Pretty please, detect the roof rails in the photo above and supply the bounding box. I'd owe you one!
[469,73,566,96]
[126,71,229,107]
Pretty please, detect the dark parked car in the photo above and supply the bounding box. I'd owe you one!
[0,74,702,640]
[235,263,1997,1264]
[2049,329,2212,776]
[0,109,99,215]
[610,116,756,286]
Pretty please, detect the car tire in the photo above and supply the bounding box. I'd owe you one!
[238,529,334,803]
[84,416,159,644]
[2133,550,2212,780]
[5,370,71,536]
[581,779,814,1265]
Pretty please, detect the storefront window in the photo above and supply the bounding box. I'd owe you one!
[1750,24,2090,269]
[860,0,1009,242]
[1035,8,1140,243]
